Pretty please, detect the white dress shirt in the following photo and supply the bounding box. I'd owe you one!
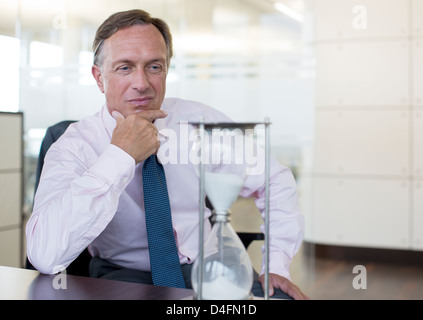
[26,97,304,279]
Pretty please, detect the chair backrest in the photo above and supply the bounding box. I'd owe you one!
[26,120,91,276]
[34,120,76,193]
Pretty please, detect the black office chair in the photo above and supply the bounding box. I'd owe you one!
[26,120,263,277]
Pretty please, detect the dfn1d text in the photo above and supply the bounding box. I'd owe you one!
[210,304,256,315]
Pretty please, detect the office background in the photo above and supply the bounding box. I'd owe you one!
[1,0,422,299]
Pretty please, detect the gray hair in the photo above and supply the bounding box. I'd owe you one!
[93,9,173,68]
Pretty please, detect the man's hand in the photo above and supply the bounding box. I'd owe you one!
[110,110,168,164]
[258,273,310,300]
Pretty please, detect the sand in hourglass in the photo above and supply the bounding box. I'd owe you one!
[205,172,244,212]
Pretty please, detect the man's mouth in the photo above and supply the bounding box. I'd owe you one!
[128,97,153,107]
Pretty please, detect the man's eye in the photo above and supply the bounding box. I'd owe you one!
[147,65,163,73]
[115,65,132,73]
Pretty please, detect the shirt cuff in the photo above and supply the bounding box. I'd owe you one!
[89,144,135,189]
[259,250,292,280]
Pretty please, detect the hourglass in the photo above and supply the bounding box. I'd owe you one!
[190,119,271,300]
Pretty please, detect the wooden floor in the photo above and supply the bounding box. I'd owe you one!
[289,243,423,300]
[232,198,423,300]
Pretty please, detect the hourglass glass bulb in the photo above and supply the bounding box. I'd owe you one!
[191,214,254,300]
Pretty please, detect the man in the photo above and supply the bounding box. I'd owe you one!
[26,9,308,300]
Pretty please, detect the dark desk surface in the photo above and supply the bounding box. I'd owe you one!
[0,266,194,300]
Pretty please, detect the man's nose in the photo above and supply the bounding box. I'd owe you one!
[132,68,150,92]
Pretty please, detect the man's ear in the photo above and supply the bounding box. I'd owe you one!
[92,65,105,93]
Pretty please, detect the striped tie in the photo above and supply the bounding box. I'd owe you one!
[142,154,186,288]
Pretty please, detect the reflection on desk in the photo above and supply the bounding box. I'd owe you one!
[0,266,193,300]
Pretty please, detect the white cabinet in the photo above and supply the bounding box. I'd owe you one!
[313,0,408,41]
[413,181,423,249]
[413,40,423,107]
[304,0,423,251]
[314,110,409,176]
[315,41,409,107]
[0,112,23,267]
[309,177,410,249]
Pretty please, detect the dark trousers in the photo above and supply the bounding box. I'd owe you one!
[89,257,292,300]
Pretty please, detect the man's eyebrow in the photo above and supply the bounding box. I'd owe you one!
[111,57,166,67]
[146,58,166,65]
[111,59,134,67]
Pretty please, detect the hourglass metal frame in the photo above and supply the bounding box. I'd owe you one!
[193,118,271,300]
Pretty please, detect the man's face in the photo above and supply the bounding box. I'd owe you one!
[92,24,168,118]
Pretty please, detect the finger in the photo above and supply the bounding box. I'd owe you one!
[137,109,168,122]
[268,282,275,297]
[259,275,275,297]
[285,285,302,300]
[112,111,125,122]
[278,281,309,300]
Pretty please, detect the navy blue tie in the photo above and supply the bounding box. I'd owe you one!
[142,155,186,288]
